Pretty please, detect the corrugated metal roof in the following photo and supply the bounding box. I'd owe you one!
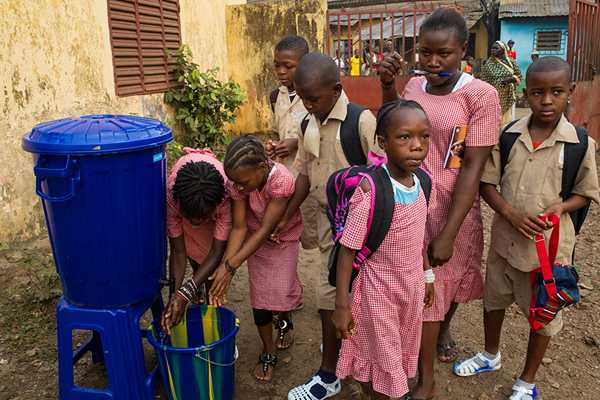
[499,0,569,18]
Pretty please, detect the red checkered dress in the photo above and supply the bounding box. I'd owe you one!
[403,77,501,322]
[229,163,303,311]
[336,186,427,398]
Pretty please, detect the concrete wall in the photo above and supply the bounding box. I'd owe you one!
[226,0,327,135]
[0,0,245,243]
[500,16,568,90]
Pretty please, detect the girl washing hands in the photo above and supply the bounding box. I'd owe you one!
[209,136,303,382]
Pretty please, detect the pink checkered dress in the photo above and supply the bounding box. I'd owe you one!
[336,186,427,398]
[229,163,303,311]
[403,77,501,321]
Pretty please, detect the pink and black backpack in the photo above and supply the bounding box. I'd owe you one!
[325,155,431,288]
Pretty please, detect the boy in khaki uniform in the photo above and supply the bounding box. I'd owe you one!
[268,36,319,250]
[273,53,380,400]
[454,57,599,399]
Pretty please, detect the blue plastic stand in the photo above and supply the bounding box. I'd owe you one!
[56,296,163,399]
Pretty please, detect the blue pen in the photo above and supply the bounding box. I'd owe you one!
[411,69,453,78]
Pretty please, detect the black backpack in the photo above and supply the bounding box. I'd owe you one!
[300,103,369,165]
[499,120,590,234]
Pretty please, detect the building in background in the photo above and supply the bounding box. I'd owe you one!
[499,0,569,89]
[327,0,492,65]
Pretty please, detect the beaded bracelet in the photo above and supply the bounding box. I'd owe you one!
[177,278,199,304]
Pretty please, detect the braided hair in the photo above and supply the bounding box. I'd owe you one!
[376,99,428,138]
[172,161,225,220]
[223,135,269,174]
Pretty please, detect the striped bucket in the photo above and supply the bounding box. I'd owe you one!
[148,305,240,400]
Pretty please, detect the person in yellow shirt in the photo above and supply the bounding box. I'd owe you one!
[350,49,361,76]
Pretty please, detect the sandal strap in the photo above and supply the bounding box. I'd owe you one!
[259,352,277,373]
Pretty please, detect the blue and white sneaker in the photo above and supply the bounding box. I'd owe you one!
[453,352,501,377]
[288,374,341,400]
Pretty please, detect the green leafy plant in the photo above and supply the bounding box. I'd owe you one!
[165,45,245,151]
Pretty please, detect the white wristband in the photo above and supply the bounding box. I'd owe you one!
[424,269,435,284]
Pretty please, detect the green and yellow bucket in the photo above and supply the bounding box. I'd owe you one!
[148,305,240,400]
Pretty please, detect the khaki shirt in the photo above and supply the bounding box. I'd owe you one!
[295,94,380,207]
[272,86,307,172]
[481,114,599,271]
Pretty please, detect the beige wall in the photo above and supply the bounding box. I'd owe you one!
[226,0,327,134]
[0,0,245,242]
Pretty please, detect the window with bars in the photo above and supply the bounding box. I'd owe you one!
[535,30,563,52]
[107,0,181,96]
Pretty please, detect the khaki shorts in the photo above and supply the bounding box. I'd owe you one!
[484,249,563,337]
[315,201,336,311]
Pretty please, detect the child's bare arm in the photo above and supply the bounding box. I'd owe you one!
[332,245,356,340]
[227,197,288,269]
[480,182,546,239]
[423,249,434,308]
[168,236,188,291]
[542,194,590,217]
[428,146,493,266]
[222,199,248,263]
[208,199,247,304]
[379,52,404,103]
[192,239,226,285]
[271,173,310,241]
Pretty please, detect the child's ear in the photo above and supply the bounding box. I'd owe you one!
[376,135,386,150]
[333,82,343,98]
[569,82,576,95]
[522,87,528,100]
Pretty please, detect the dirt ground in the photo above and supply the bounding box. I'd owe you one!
[1,154,599,400]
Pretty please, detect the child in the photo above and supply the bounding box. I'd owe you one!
[454,57,599,399]
[277,52,381,400]
[208,136,303,382]
[161,148,231,335]
[268,35,309,171]
[379,8,501,399]
[268,35,318,251]
[333,100,435,399]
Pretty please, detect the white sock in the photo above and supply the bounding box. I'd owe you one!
[515,378,535,390]
[482,351,499,361]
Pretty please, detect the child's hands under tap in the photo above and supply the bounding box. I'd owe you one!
[161,294,189,335]
[208,262,234,306]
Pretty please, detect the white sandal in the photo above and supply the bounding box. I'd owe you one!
[287,374,341,400]
[453,352,501,377]
[509,384,538,399]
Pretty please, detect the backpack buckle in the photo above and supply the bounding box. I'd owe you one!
[543,278,556,285]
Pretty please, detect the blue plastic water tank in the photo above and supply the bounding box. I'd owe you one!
[22,115,173,308]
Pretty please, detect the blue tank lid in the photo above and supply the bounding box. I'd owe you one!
[22,114,173,155]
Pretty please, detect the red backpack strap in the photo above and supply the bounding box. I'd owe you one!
[529,214,561,331]
[534,214,560,297]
